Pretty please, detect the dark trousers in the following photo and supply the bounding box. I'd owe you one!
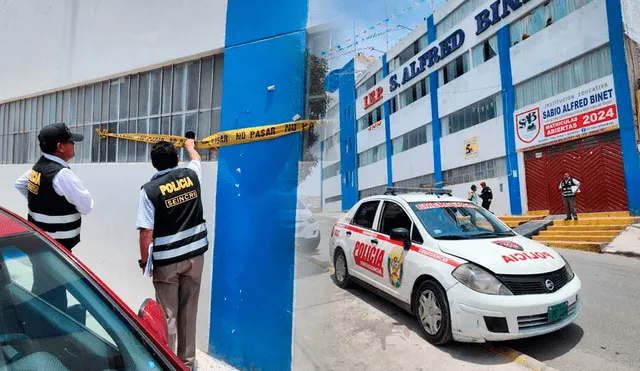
[482,200,491,211]
[563,196,577,219]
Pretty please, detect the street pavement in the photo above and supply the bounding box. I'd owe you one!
[292,214,640,371]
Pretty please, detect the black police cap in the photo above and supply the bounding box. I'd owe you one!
[38,123,84,146]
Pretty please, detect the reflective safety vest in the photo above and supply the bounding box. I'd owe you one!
[561,178,577,197]
[142,167,209,266]
[27,156,82,250]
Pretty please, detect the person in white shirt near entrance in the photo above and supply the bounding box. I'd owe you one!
[559,173,580,221]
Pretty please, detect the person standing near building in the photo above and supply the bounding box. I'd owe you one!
[559,172,580,220]
[468,184,479,205]
[14,122,94,310]
[136,139,208,370]
[479,181,493,211]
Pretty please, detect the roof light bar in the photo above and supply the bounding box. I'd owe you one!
[384,186,453,196]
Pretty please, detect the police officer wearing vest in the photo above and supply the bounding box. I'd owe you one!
[136,139,208,370]
[559,172,581,220]
[14,122,94,310]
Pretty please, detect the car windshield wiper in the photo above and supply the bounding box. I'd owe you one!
[434,234,471,240]
[469,231,516,239]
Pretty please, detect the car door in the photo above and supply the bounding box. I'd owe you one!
[344,200,385,287]
[375,200,426,303]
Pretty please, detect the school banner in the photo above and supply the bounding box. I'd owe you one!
[514,75,619,152]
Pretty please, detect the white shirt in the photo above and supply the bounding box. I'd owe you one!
[136,160,202,230]
[14,154,95,215]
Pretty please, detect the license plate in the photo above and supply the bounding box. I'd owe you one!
[547,301,568,322]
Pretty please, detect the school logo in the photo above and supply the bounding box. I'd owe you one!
[388,246,404,288]
[515,107,541,144]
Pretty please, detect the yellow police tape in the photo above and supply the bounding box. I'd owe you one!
[96,120,319,149]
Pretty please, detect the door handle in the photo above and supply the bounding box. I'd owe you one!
[346,231,352,236]
[371,239,378,244]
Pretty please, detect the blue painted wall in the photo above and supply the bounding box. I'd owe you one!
[210,1,308,370]
[339,60,358,211]
[605,0,640,215]
[382,54,393,187]
[497,26,523,215]
[427,15,443,186]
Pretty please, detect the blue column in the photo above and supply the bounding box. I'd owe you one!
[382,54,393,186]
[320,140,324,211]
[209,1,308,370]
[606,0,640,215]
[497,26,523,215]
[339,60,358,210]
[427,15,443,186]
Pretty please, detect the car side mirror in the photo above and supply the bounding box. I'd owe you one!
[138,298,168,346]
[390,227,411,251]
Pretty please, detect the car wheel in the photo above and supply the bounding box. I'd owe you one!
[333,248,351,289]
[414,280,452,345]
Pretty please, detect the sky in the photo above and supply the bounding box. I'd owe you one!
[308,0,449,71]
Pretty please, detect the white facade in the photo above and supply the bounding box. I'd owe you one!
[322,0,629,215]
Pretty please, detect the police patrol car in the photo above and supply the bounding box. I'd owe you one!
[329,186,581,345]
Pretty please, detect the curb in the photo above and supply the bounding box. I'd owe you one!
[602,249,640,259]
[486,345,561,371]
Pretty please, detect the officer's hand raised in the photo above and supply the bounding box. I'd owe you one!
[184,139,196,151]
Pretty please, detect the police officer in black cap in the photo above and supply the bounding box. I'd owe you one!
[14,122,94,313]
[14,122,94,251]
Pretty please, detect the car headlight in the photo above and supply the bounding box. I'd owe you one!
[452,263,513,295]
[560,255,575,280]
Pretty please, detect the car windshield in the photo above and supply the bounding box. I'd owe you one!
[408,201,515,240]
[0,232,171,370]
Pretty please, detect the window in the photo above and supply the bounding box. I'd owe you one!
[514,46,612,110]
[439,52,470,86]
[356,70,382,98]
[358,143,386,167]
[357,106,383,132]
[378,201,413,234]
[397,77,430,111]
[436,0,486,36]
[393,173,435,188]
[325,195,342,203]
[443,157,507,186]
[392,123,432,154]
[472,35,498,67]
[322,162,341,179]
[510,0,594,46]
[442,94,502,136]
[0,233,172,370]
[352,201,380,229]
[358,185,387,199]
[0,54,224,164]
[409,202,513,239]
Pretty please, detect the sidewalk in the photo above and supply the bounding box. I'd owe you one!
[196,349,239,371]
[603,223,640,257]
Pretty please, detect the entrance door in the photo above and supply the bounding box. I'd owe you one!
[524,131,628,214]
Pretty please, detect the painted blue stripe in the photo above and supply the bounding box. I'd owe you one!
[427,14,436,43]
[210,1,307,369]
[382,53,393,187]
[497,25,522,215]
[339,60,358,210]
[606,0,640,215]
[426,14,442,186]
[320,140,324,210]
[429,71,443,186]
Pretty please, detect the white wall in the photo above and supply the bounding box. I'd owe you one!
[0,161,217,352]
[440,117,505,171]
[448,176,511,216]
[357,122,386,153]
[322,173,342,199]
[323,201,342,213]
[357,161,387,190]
[0,0,227,103]
[386,23,427,61]
[511,0,609,85]
[438,56,501,118]
[623,0,640,43]
[392,143,434,183]
[390,94,432,139]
